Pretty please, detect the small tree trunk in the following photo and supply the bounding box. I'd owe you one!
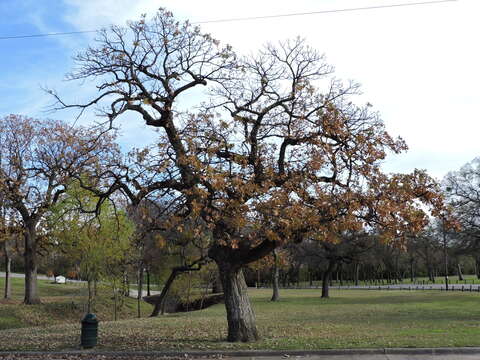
[122,271,129,297]
[24,226,40,304]
[200,272,211,310]
[146,266,151,296]
[4,251,11,299]
[186,271,193,312]
[425,255,435,282]
[338,263,343,286]
[87,279,93,313]
[0,201,9,300]
[410,258,415,282]
[295,266,300,288]
[354,262,360,286]
[429,268,435,283]
[212,270,223,293]
[476,256,480,280]
[137,264,144,318]
[322,259,336,298]
[113,284,118,321]
[457,263,464,281]
[271,249,280,302]
[218,265,258,342]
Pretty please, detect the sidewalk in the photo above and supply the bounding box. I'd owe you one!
[2,348,480,360]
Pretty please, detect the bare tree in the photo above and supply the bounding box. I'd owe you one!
[444,158,480,259]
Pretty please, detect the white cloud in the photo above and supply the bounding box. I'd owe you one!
[54,0,480,178]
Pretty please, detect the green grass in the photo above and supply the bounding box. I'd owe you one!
[0,277,153,331]
[1,285,480,351]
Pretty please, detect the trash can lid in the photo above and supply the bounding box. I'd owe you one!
[82,313,98,323]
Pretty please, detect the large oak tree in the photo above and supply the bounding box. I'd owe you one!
[53,9,447,341]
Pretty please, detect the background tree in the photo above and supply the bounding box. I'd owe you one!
[0,201,22,299]
[444,158,480,271]
[127,199,167,317]
[148,217,211,317]
[0,115,115,304]
[249,247,288,301]
[48,181,135,313]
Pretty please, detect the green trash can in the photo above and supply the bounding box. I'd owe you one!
[81,313,98,348]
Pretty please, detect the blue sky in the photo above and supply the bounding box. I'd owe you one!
[1,1,81,115]
[0,0,478,180]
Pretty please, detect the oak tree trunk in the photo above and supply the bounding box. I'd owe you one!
[219,265,259,342]
[208,240,276,342]
[271,249,280,302]
[24,225,40,304]
[321,259,336,298]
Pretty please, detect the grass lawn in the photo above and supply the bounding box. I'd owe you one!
[1,280,480,351]
[0,277,153,331]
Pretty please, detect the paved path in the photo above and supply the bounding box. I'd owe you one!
[0,272,53,281]
[128,289,161,298]
[279,283,480,291]
[244,355,480,360]
[331,283,480,291]
[246,355,480,360]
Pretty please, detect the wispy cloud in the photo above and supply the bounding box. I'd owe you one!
[62,0,161,30]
